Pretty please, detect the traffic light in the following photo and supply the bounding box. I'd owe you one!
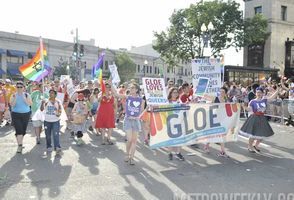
[80,45,84,57]
[73,43,78,56]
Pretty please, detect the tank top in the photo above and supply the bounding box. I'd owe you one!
[12,93,31,113]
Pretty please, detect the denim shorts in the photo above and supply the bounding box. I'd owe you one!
[123,118,141,132]
[32,120,43,127]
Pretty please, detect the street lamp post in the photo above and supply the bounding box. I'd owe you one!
[144,60,148,77]
[71,28,85,81]
[201,22,214,57]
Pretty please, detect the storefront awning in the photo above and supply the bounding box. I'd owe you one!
[0,48,6,54]
[7,50,26,57]
[7,69,21,75]
[0,68,5,75]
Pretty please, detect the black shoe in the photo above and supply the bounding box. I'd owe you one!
[190,144,199,148]
[88,126,94,131]
[168,153,173,160]
[70,131,75,138]
[253,146,261,152]
[5,122,10,126]
[116,118,120,123]
[175,153,185,161]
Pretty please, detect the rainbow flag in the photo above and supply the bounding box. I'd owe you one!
[19,44,51,82]
[92,53,106,94]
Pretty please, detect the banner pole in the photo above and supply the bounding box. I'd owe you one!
[39,37,45,93]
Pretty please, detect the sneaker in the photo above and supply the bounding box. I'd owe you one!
[175,153,185,161]
[56,147,62,154]
[217,151,230,158]
[47,147,53,152]
[70,131,75,138]
[16,145,22,154]
[168,153,173,160]
[77,138,84,145]
[88,126,94,132]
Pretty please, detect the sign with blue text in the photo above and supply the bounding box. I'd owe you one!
[142,77,168,105]
[192,58,222,96]
[148,103,240,149]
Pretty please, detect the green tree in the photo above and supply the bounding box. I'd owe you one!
[153,0,269,66]
[243,14,270,46]
[53,57,80,80]
[53,59,68,78]
[114,52,136,83]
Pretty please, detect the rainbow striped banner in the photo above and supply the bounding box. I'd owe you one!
[92,53,106,94]
[19,45,51,82]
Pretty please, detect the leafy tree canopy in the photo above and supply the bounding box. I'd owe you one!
[153,0,269,67]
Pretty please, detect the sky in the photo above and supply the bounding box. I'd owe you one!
[1,0,244,65]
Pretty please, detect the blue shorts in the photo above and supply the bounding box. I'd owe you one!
[123,118,141,132]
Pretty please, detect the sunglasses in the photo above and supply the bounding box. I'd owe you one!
[78,99,84,101]
[17,86,23,88]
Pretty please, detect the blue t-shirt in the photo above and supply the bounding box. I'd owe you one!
[12,93,31,113]
[249,98,267,113]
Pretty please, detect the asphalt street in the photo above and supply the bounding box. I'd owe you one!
[0,120,293,200]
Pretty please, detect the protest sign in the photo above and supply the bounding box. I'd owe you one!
[67,82,75,98]
[194,77,210,97]
[56,92,65,103]
[60,75,70,84]
[109,63,121,84]
[148,103,240,148]
[125,96,142,117]
[142,77,168,105]
[192,58,221,96]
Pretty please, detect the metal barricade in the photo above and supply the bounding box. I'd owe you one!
[265,99,283,123]
[281,99,294,126]
[265,99,294,125]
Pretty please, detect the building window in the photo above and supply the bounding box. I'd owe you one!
[254,6,262,14]
[150,66,152,74]
[167,68,170,73]
[281,6,287,21]
[6,55,23,64]
[137,64,140,72]
[104,61,109,70]
[247,44,264,67]
[285,41,294,68]
[185,69,187,76]
[154,67,157,74]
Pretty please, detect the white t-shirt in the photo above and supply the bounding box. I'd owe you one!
[44,100,61,122]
